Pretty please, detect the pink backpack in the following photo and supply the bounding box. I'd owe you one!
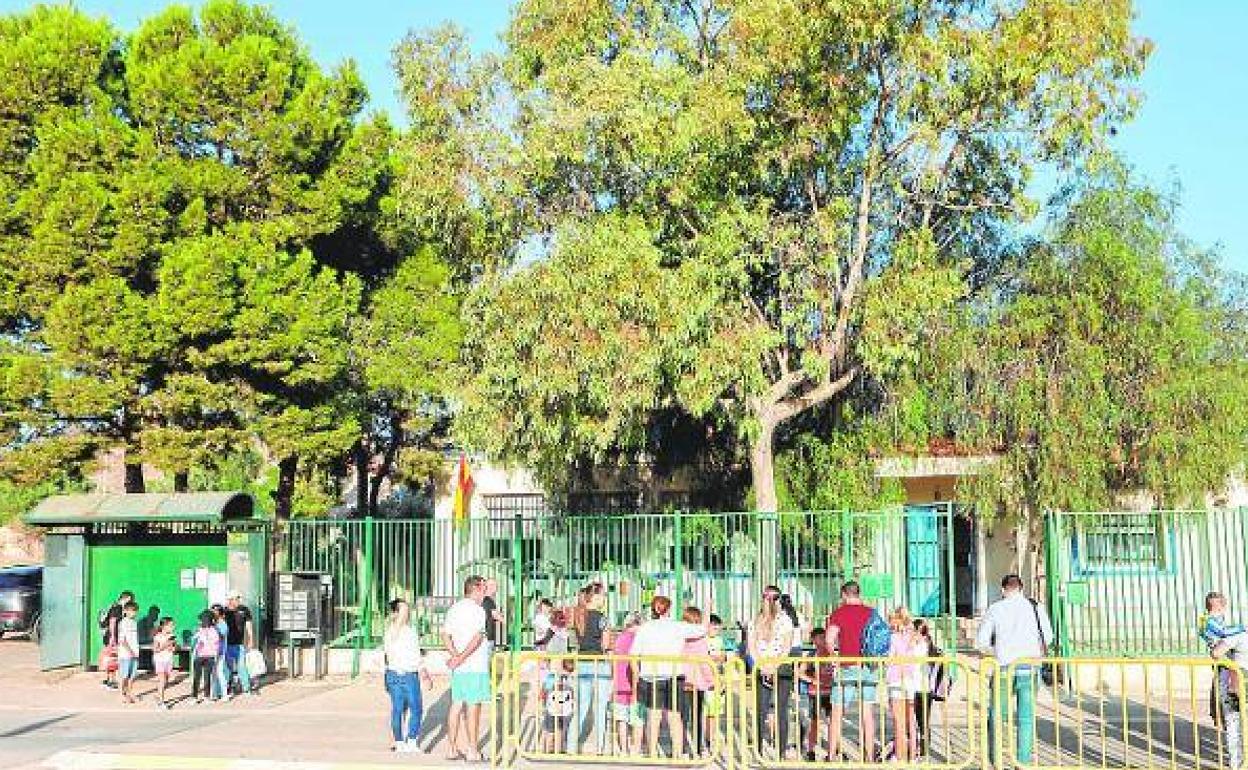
[195,626,221,658]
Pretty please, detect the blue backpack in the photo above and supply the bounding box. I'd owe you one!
[861,609,891,658]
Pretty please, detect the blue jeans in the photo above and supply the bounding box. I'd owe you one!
[568,661,612,753]
[225,644,252,694]
[212,655,229,699]
[989,667,1037,765]
[385,671,424,743]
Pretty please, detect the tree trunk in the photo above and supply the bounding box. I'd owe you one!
[173,471,189,493]
[749,420,779,513]
[123,462,145,493]
[1013,513,1032,586]
[353,441,369,518]
[368,413,405,517]
[274,456,298,520]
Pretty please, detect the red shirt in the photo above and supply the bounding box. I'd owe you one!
[826,603,873,658]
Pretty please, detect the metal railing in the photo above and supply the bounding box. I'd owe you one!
[282,506,965,663]
[488,653,1247,770]
[1046,509,1248,657]
[998,657,1247,770]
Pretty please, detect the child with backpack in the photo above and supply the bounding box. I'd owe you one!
[191,610,222,703]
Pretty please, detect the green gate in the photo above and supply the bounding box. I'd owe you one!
[283,505,962,663]
[1046,508,1248,656]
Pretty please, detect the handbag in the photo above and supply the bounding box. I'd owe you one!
[1029,599,1056,687]
[245,648,268,678]
[98,644,118,673]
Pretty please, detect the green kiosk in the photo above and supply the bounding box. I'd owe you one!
[24,492,269,670]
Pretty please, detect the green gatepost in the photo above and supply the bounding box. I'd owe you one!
[758,511,778,587]
[673,508,684,607]
[353,517,375,678]
[840,509,853,582]
[510,513,523,655]
[1043,512,1069,661]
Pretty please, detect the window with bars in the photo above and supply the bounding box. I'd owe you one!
[482,493,548,518]
[1074,515,1171,573]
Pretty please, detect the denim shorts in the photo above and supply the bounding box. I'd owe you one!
[118,657,139,680]
[827,664,878,705]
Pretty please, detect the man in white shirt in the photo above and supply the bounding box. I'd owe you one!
[442,575,490,761]
[629,595,707,758]
[976,573,1054,766]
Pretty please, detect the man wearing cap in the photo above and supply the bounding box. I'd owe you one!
[224,590,259,697]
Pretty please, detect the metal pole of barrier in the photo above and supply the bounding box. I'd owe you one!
[510,512,523,656]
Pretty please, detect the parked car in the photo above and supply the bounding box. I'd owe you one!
[0,565,42,641]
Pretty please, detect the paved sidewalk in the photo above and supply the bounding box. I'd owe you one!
[0,640,484,770]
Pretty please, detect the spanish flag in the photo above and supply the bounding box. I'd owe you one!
[452,453,474,521]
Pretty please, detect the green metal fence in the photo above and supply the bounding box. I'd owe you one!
[281,505,963,661]
[1046,507,1248,657]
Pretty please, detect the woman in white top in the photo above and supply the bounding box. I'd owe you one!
[383,598,432,753]
[750,586,797,759]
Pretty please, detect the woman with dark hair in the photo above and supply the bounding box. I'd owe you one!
[570,585,613,754]
[383,598,432,753]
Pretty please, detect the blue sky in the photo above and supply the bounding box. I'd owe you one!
[2,0,1244,271]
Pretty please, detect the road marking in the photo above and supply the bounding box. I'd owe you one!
[42,751,465,770]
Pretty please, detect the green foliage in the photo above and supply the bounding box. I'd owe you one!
[438,0,1148,506]
[0,473,87,526]
[927,170,1248,517]
[777,432,906,513]
[0,1,461,518]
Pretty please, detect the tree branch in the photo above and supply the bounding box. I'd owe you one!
[772,367,858,424]
[827,62,889,366]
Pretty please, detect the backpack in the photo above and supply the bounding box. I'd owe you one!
[546,675,575,717]
[860,610,891,658]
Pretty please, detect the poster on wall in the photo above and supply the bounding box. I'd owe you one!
[207,572,228,604]
[180,569,194,589]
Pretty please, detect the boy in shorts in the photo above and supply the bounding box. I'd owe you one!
[116,601,140,704]
[703,615,728,754]
[544,659,576,753]
[802,628,837,761]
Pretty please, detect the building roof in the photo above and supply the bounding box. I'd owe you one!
[24,492,256,526]
[874,455,998,479]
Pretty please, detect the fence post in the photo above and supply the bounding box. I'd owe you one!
[353,517,375,678]
[510,512,523,654]
[1043,511,1069,661]
[840,509,853,581]
[758,511,778,587]
[674,508,684,605]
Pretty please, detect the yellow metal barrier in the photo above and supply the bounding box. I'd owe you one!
[737,654,984,769]
[491,652,514,769]
[504,651,734,768]
[999,657,1248,770]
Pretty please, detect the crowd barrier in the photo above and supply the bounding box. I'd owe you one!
[999,657,1247,770]
[488,653,1246,770]
[742,655,985,769]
